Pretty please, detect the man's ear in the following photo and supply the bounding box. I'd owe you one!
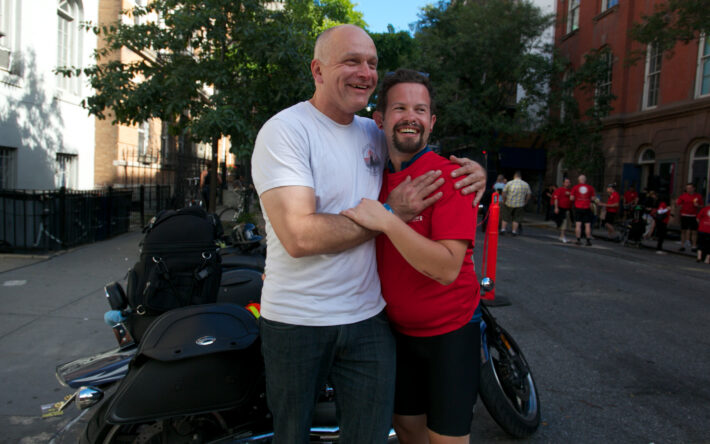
[430,114,436,132]
[373,111,384,129]
[311,59,323,84]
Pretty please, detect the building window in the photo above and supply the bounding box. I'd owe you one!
[56,153,78,188]
[690,142,709,205]
[643,43,662,109]
[566,0,580,34]
[595,50,613,112]
[133,0,147,26]
[638,148,655,191]
[0,0,16,72]
[696,34,710,98]
[0,146,17,189]
[57,0,83,95]
[137,121,149,158]
[601,0,618,12]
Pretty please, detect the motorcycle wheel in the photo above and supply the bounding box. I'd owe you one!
[81,395,261,444]
[479,324,540,438]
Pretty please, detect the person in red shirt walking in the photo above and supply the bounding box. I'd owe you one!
[676,183,703,251]
[651,196,671,254]
[597,183,621,241]
[570,174,596,246]
[552,177,572,243]
[342,69,480,444]
[696,204,710,264]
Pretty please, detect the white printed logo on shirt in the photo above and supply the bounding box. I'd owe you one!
[579,186,588,195]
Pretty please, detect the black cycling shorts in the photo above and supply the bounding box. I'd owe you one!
[574,208,594,224]
[680,215,698,231]
[604,212,617,225]
[393,320,480,437]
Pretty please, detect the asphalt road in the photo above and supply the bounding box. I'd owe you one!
[1,223,709,443]
[471,224,710,443]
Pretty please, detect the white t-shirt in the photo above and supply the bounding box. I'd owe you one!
[251,101,387,326]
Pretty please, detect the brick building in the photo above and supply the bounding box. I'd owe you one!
[94,0,236,193]
[551,0,710,208]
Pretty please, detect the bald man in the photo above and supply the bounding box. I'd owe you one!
[251,25,485,442]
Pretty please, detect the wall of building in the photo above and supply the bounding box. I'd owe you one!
[0,0,98,190]
[551,0,710,206]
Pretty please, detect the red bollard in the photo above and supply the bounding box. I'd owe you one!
[481,192,500,300]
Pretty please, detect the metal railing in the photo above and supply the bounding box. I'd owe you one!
[0,188,133,253]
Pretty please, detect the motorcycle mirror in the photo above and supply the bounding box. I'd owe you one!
[76,386,103,410]
[480,277,494,293]
[104,282,128,310]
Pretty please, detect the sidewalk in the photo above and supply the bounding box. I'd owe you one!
[522,211,699,258]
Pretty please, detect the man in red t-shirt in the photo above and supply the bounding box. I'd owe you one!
[598,183,621,241]
[676,183,703,251]
[623,187,639,222]
[696,205,710,263]
[552,177,572,243]
[570,174,596,246]
[342,69,480,442]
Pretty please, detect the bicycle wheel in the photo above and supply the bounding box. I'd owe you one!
[218,207,240,224]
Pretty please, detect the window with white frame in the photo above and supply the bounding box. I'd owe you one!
[133,0,147,26]
[0,0,16,72]
[566,0,580,34]
[137,121,150,161]
[595,50,613,110]
[57,0,83,95]
[643,43,662,109]
[601,0,618,12]
[56,153,77,189]
[638,147,655,190]
[690,142,709,205]
[696,35,710,98]
[0,146,17,189]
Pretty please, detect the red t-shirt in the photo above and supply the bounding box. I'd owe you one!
[553,187,571,209]
[623,190,638,206]
[377,151,479,337]
[697,206,710,233]
[606,191,620,213]
[676,193,703,216]
[571,184,596,209]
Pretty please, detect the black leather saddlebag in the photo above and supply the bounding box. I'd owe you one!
[105,303,261,424]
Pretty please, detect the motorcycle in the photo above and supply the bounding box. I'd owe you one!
[52,212,540,442]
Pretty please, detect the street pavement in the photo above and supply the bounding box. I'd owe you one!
[0,231,142,443]
[1,213,709,443]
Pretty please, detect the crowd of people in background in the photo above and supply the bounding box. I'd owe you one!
[490,172,710,265]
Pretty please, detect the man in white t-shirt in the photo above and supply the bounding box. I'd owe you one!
[251,24,485,443]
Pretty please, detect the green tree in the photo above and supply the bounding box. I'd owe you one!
[412,0,554,153]
[370,25,418,75]
[58,0,363,210]
[545,48,616,179]
[629,0,708,53]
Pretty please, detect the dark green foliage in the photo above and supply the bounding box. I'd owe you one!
[56,0,365,162]
[629,0,708,54]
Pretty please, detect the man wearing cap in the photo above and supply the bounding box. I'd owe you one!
[597,183,621,241]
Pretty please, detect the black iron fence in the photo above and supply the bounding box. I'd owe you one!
[0,188,133,253]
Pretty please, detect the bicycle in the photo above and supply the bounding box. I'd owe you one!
[184,177,203,208]
[33,208,64,249]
